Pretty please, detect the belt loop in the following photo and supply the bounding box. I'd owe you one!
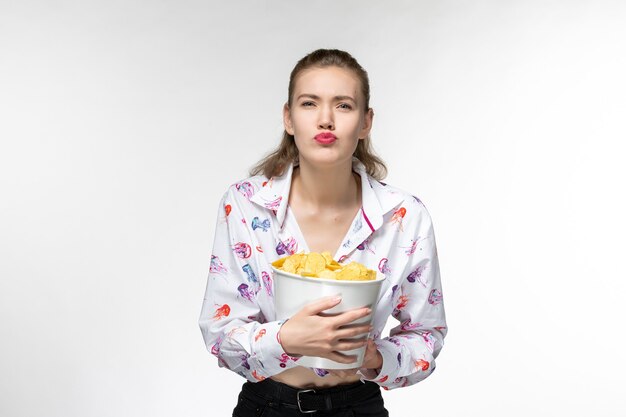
[324,394,332,410]
[273,378,283,399]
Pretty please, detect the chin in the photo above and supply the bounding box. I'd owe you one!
[299,152,351,168]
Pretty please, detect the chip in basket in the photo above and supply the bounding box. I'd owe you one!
[272,251,376,281]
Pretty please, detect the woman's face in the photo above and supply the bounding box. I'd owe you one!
[283,66,373,169]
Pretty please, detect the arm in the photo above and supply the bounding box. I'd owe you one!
[360,205,448,390]
[198,188,299,382]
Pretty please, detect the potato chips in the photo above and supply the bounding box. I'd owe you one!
[272,252,376,281]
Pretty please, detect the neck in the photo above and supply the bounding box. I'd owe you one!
[291,158,361,210]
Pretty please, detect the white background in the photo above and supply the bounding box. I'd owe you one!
[1,1,625,416]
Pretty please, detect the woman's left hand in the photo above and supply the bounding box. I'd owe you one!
[327,338,383,378]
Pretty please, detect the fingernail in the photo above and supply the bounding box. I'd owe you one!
[333,296,342,302]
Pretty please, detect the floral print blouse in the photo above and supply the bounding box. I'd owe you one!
[199,157,447,390]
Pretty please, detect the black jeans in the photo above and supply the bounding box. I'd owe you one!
[232,378,389,417]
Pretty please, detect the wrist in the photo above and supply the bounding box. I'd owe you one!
[278,319,301,357]
[373,350,383,370]
[358,366,381,379]
[360,350,383,374]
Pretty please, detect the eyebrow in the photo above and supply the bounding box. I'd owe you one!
[296,94,357,104]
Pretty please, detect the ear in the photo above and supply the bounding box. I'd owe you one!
[283,103,294,135]
[359,108,374,140]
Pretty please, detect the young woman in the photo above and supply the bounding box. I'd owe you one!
[199,49,447,416]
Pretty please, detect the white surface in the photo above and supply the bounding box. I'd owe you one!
[1,1,625,416]
[272,267,385,369]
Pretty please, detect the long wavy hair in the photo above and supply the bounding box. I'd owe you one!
[249,49,387,180]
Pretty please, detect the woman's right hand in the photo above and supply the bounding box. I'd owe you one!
[278,296,373,364]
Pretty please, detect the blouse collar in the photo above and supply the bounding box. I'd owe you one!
[249,157,404,233]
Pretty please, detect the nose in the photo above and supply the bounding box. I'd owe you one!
[317,106,334,130]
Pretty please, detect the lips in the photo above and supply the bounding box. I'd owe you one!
[314,132,337,144]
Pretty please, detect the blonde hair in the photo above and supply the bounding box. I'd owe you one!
[249,49,387,180]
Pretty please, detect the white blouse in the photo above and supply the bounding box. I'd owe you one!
[199,158,447,390]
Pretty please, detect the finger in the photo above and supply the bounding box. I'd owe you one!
[334,337,368,351]
[332,307,371,327]
[363,338,377,354]
[301,296,342,315]
[335,324,372,339]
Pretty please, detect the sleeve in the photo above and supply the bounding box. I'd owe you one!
[198,188,300,382]
[359,203,447,390]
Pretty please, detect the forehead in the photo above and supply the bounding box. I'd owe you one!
[293,66,361,99]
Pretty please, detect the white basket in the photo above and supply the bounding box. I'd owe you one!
[271,266,386,369]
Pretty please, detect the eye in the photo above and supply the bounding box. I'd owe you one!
[301,101,315,107]
[338,103,353,110]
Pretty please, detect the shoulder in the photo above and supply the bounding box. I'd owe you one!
[213,174,273,219]
[370,176,435,230]
[220,174,270,203]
